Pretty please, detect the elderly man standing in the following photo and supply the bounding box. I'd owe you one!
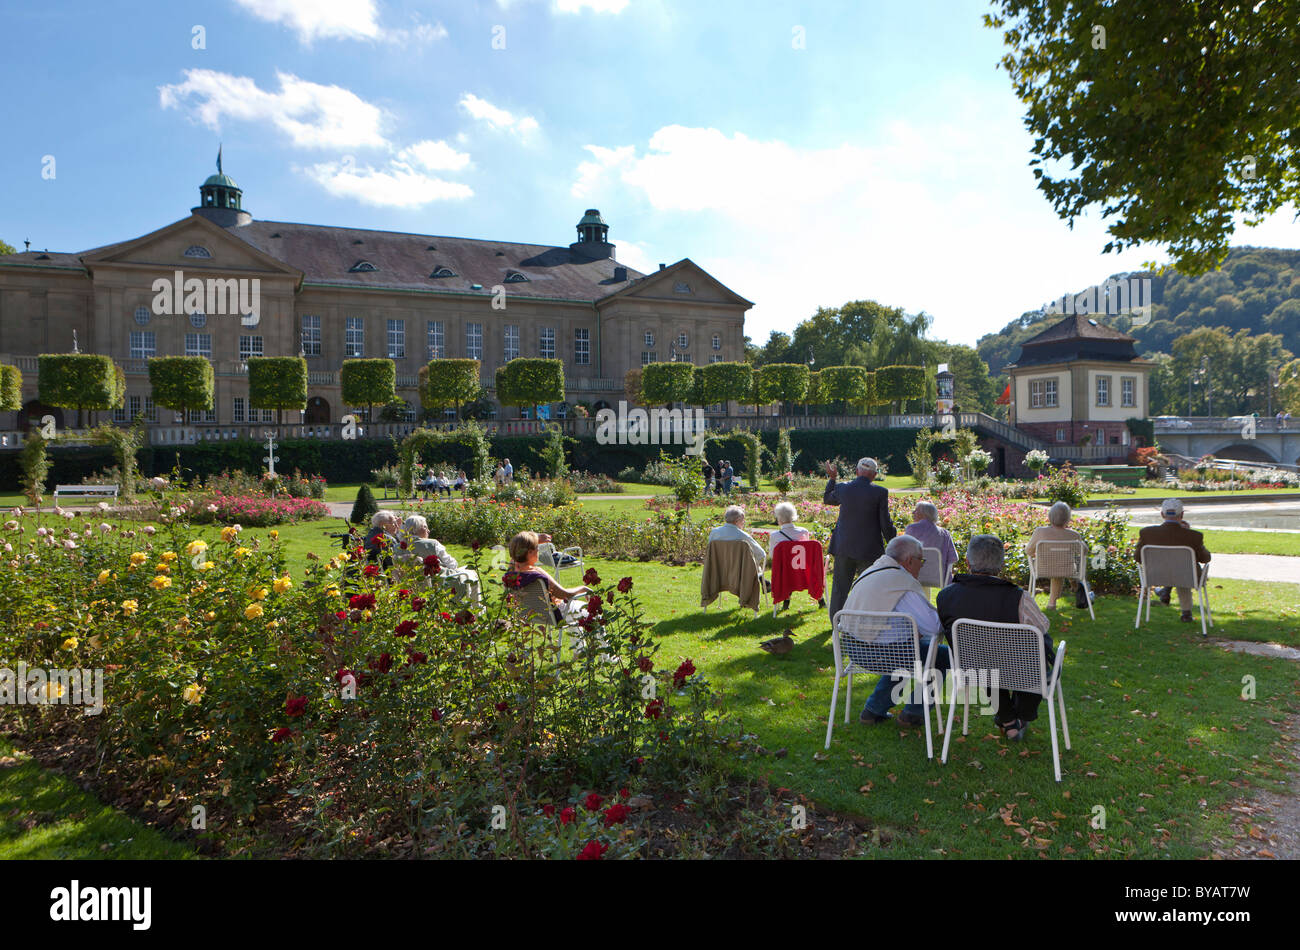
[904,501,957,585]
[1136,498,1211,623]
[824,457,897,622]
[707,505,767,575]
[937,534,1053,742]
[843,535,950,726]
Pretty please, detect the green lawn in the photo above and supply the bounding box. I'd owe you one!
[1125,526,1300,557]
[0,738,194,859]
[1091,486,1300,501]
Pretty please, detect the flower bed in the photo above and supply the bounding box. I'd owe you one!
[189,493,330,526]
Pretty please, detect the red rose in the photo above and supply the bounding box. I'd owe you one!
[397,588,410,600]
[673,659,696,688]
[271,727,293,743]
[586,594,603,612]
[584,792,604,811]
[576,840,608,861]
[349,593,376,609]
[363,564,380,577]
[504,573,522,589]
[411,597,426,611]
[285,695,308,717]
[603,803,629,826]
[495,701,509,713]
[335,668,358,687]
[405,649,427,665]
[619,787,629,799]
[334,610,347,620]
[454,610,474,625]
[471,541,481,551]
[617,577,633,593]
[559,807,576,826]
[439,611,453,622]
[423,555,442,576]
[542,805,556,818]
[395,619,419,638]
[583,567,601,586]
[645,699,663,720]
[637,656,653,673]
[431,708,443,721]
[368,653,393,673]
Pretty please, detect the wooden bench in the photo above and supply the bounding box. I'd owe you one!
[53,484,120,504]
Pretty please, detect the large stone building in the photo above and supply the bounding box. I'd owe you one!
[0,159,752,430]
[1006,312,1152,455]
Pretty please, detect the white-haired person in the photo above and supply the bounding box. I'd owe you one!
[402,514,482,604]
[904,501,958,586]
[365,510,402,567]
[841,535,950,727]
[823,456,897,622]
[1136,498,1211,624]
[1025,501,1086,610]
[708,505,767,577]
[768,502,824,610]
[936,534,1053,742]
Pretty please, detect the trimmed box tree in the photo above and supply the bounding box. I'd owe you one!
[37,353,120,427]
[756,363,810,409]
[496,357,565,420]
[699,361,752,409]
[422,358,481,421]
[341,358,397,424]
[148,356,214,417]
[642,362,695,405]
[249,356,308,425]
[818,365,868,413]
[875,364,926,412]
[0,364,23,412]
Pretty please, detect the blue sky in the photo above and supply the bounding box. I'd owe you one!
[2,0,1296,347]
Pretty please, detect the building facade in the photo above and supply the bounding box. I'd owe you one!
[1006,313,1151,455]
[0,161,752,430]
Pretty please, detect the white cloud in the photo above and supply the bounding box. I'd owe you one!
[399,139,472,172]
[230,0,447,45]
[459,93,540,140]
[160,70,388,150]
[612,239,655,275]
[303,158,473,208]
[554,0,630,12]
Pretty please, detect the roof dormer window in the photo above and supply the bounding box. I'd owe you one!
[183,245,212,259]
[349,261,378,273]
[504,271,529,283]
[429,267,457,279]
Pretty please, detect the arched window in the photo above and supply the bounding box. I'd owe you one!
[429,267,457,279]
[349,261,378,273]
[504,271,530,283]
[183,245,212,259]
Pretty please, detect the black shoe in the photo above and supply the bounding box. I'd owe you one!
[1180,611,1193,622]
[781,598,790,611]
[859,710,892,725]
[897,711,924,727]
[817,598,827,609]
[1158,588,1172,606]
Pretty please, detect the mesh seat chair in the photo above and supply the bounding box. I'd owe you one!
[701,540,767,615]
[1135,545,1213,637]
[506,576,570,655]
[940,619,1071,782]
[1028,539,1095,620]
[916,546,952,593]
[537,541,584,584]
[824,610,945,759]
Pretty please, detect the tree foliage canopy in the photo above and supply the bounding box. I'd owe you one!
[755,363,810,406]
[641,362,695,404]
[421,359,481,419]
[248,357,308,417]
[0,364,21,411]
[697,361,752,406]
[38,354,120,416]
[148,356,214,413]
[495,358,564,410]
[341,359,396,419]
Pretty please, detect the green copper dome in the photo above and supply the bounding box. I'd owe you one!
[203,172,240,189]
[578,209,607,227]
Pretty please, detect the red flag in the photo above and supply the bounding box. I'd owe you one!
[996,382,1011,405]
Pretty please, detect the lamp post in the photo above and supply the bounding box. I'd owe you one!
[805,346,815,418]
[1202,356,1212,417]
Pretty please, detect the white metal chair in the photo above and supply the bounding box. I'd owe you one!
[940,619,1070,782]
[1028,539,1094,620]
[917,546,952,592]
[537,541,584,584]
[507,575,577,655]
[1135,545,1213,637]
[824,610,945,759]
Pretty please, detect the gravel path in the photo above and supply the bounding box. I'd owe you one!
[1209,553,1300,584]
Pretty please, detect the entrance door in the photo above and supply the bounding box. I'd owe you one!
[305,396,331,425]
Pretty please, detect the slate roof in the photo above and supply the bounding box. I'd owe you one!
[1021,313,1135,347]
[228,220,644,302]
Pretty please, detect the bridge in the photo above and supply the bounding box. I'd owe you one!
[1154,417,1299,468]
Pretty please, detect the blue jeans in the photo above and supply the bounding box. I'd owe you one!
[862,639,951,718]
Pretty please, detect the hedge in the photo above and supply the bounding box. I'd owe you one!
[340,359,396,421]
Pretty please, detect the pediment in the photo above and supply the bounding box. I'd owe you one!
[82,215,301,280]
[600,258,752,308]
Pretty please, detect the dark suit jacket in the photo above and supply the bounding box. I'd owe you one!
[823,476,897,562]
[1136,520,1211,563]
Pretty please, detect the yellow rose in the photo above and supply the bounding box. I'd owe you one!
[182,683,205,705]
[337,551,350,563]
[161,551,178,563]
[129,552,148,566]
[155,563,171,574]
[327,558,339,571]
[244,603,264,620]
[121,599,138,615]
[273,575,293,594]
[221,525,242,543]
[184,539,208,557]
[198,561,215,572]
[323,585,340,598]
[267,619,280,630]
[235,547,251,559]
[250,586,269,601]
[61,637,79,651]
[95,569,111,585]
[150,575,172,590]
[269,530,279,540]
[203,611,216,622]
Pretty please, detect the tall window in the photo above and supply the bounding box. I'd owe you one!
[426,320,444,359]
[677,332,688,349]
[641,351,657,365]
[466,322,483,360]
[116,394,158,423]
[185,333,211,358]
[239,335,264,360]
[301,315,321,356]
[387,318,406,359]
[1096,375,1111,407]
[574,328,591,365]
[1029,378,1058,409]
[187,408,217,424]
[539,327,555,359]
[345,316,364,357]
[233,396,246,423]
[644,331,655,347]
[1121,376,1136,408]
[129,331,155,359]
[709,354,722,364]
[504,325,520,362]
[712,334,721,351]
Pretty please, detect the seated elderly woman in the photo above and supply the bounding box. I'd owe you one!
[364,510,402,567]
[936,534,1054,743]
[767,501,823,610]
[402,515,481,604]
[502,530,591,623]
[904,501,958,585]
[707,505,766,576]
[1025,501,1085,609]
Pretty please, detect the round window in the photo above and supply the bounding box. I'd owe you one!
[134,306,151,326]
[190,311,207,328]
